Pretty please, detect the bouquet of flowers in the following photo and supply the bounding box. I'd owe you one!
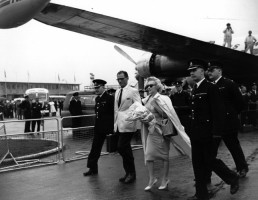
[125,102,154,122]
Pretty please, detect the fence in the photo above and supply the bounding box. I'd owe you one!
[0,114,143,172]
[60,115,142,162]
[0,117,61,172]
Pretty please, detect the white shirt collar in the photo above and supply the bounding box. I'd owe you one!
[214,76,222,84]
[99,90,106,98]
[196,78,205,88]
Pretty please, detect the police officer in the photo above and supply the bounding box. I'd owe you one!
[207,61,248,178]
[170,81,191,135]
[187,59,239,200]
[83,79,114,176]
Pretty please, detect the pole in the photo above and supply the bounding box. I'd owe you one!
[4,70,7,98]
[4,81,7,98]
[27,71,30,90]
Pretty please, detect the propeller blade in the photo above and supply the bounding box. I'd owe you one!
[114,45,137,65]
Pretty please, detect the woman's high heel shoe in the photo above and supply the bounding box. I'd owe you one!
[144,178,158,191]
[158,179,170,190]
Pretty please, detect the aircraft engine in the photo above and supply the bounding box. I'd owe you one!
[0,0,50,29]
[136,53,189,79]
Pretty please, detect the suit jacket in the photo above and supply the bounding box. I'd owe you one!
[69,99,83,116]
[20,100,31,119]
[114,84,141,133]
[190,79,225,141]
[31,102,43,118]
[95,91,114,134]
[216,77,244,133]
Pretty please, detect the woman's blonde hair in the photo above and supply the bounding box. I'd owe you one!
[145,76,164,93]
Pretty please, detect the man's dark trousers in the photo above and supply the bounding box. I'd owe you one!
[87,131,106,171]
[117,131,136,175]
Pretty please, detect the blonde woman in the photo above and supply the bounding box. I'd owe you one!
[141,76,191,191]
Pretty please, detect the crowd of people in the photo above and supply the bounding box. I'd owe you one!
[223,23,257,54]
[0,96,64,133]
[75,60,255,200]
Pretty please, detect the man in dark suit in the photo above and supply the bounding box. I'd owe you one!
[83,79,114,176]
[187,59,239,200]
[207,61,248,179]
[69,92,83,136]
[69,92,82,128]
[20,94,32,133]
[31,97,43,133]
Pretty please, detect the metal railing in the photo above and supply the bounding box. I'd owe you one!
[0,117,61,172]
[60,114,110,162]
[0,114,143,172]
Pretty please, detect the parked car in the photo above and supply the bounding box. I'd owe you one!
[61,90,97,128]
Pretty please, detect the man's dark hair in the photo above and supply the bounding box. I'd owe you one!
[117,70,129,78]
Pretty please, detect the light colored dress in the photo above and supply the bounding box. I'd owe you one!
[141,93,191,164]
[144,96,170,161]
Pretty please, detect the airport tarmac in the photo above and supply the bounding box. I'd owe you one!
[0,128,258,200]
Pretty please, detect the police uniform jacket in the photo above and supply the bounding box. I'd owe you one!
[69,99,83,116]
[248,90,258,110]
[190,79,225,141]
[171,90,191,116]
[95,91,114,134]
[216,77,244,133]
[31,102,43,118]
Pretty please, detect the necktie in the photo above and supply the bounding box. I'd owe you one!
[192,84,197,94]
[118,88,123,107]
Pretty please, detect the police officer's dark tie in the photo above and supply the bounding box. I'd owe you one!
[192,84,197,94]
[118,88,123,107]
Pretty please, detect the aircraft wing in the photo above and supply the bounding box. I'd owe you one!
[34,3,258,82]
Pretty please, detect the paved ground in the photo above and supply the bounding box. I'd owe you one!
[0,129,258,200]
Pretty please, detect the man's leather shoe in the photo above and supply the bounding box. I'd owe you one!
[230,176,239,194]
[124,173,136,184]
[238,168,248,178]
[119,174,128,182]
[83,169,98,176]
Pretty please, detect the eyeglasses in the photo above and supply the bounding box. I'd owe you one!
[145,84,156,89]
[116,77,126,81]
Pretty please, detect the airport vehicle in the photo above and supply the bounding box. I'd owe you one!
[25,88,49,102]
[0,1,258,87]
[25,88,50,116]
[61,90,96,128]
[49,95,65,102]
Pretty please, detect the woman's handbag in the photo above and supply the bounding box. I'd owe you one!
[160,118,177,137]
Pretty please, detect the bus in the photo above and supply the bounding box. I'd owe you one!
[49,95,66,102]
[25,88,49,103]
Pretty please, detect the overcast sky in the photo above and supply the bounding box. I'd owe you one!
[0,0,257,89]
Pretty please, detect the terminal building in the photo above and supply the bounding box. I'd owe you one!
[0,81,80,100]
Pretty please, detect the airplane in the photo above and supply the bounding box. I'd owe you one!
[1,0,258,88]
